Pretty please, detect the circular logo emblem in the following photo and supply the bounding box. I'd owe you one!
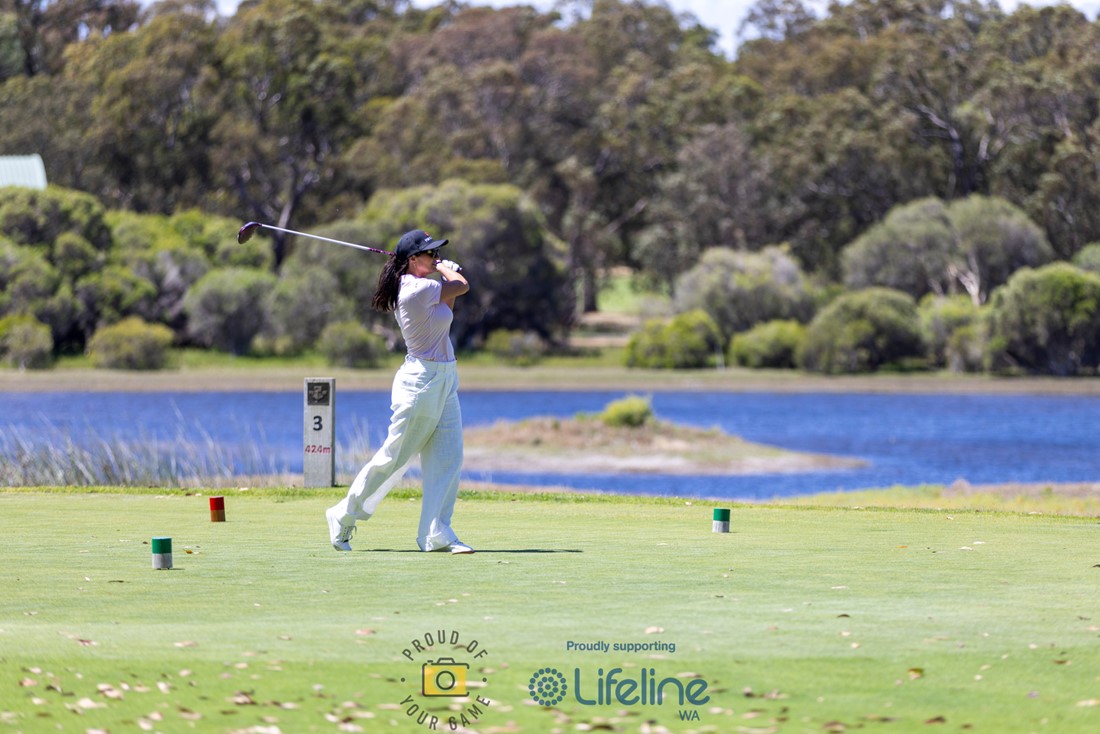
[528,667,568,706]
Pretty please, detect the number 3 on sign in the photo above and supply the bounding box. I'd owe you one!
[313,416,323,431]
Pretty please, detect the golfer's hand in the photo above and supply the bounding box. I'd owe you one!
[438,259,461,272]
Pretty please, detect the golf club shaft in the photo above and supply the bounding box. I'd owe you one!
[249,222,391,256]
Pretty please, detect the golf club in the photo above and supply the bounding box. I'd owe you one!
[237,221,393,256]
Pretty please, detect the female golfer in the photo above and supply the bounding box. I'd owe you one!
[325,229,472,553]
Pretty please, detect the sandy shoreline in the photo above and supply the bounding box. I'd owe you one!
[3,365,1100,394]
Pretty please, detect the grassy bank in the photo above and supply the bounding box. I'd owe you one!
[2,488,1098,733]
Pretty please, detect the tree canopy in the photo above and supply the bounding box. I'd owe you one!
[4,0,1099,287]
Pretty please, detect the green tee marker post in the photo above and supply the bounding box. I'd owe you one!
[304,378,336,488]
[151,536,172,570]
[712,508,731,533]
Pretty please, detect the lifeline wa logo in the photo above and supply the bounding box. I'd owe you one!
[527,666,711,721]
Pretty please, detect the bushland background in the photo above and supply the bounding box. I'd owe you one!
[3,0,1100,377]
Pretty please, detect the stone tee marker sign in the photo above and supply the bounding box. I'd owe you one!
[304,378,336,487]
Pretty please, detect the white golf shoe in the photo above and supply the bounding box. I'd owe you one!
[418,538,475,554]
[448,540,475,554]
[326,507,355,551]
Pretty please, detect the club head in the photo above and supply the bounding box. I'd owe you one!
[237,222,262,244]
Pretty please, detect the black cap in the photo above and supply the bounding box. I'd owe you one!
[395,229,449,258]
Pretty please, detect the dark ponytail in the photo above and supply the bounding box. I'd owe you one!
[372,255,407,312]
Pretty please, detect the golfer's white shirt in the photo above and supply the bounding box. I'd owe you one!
[397,275,455,362]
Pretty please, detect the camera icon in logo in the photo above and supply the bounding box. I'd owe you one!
[422,657,469,697]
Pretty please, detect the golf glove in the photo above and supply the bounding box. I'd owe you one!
[438,259,462,272]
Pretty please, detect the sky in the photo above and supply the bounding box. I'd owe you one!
[198,1,1100,59]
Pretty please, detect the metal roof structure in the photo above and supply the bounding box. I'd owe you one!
[0,154,47,190]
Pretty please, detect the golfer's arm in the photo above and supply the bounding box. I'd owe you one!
[438,268,468,309]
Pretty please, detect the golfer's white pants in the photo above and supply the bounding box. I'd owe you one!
[329,356,463,551]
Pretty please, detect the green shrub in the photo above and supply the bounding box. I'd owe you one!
[799,288,926,374]
[624,309,722,369]
[182,267,277,354]
[918,295,985,371]
[318,320,386,368]
[946,323,986,373]
[599,395,653,428]
[728,319,806,369]
[842,195,1053,303]
[1073,242,1100,275]
[74,264,158,326]
[484,329,546,366]
[985,263,1100,376]
[262,266,353,356]
[87,317,174,370]
[0,314,54,369]
[673,246,814,341]
[0,185,113,251]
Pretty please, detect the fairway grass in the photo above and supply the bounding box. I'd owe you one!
[2,490,1098,733]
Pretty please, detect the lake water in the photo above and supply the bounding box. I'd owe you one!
[2,389,1098,500]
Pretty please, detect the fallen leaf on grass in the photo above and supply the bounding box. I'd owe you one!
[230,691,257,706]
[908,668,924,680]
[97,683,124,700]
[179,707,203,721]
[925,715,947,724]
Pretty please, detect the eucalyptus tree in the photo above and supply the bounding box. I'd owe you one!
[206,0,368,267]
[66,3,219,212]
[633,122,774,286]
[980,6,1100,258]
[0,0,139,77]
[734,1,959,274]
[546,0,738,311]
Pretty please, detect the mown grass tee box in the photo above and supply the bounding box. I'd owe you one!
[1,489,1098,732]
